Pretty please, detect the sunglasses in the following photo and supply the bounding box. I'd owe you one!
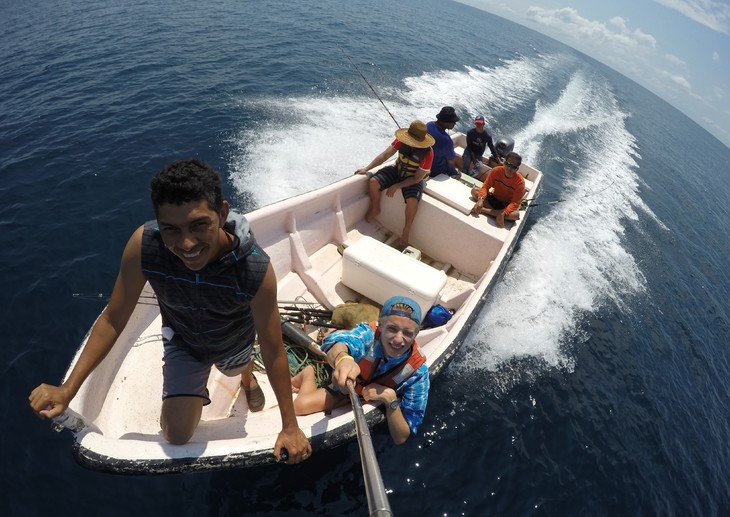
[505,162,520,170]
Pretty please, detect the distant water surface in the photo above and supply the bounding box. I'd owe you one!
[2,0,729,515]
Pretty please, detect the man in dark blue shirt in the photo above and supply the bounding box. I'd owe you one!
[426,106,462,179]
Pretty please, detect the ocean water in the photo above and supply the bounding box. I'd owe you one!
[2,0,730,515]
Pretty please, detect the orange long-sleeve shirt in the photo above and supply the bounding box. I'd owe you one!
[478,165,525,215]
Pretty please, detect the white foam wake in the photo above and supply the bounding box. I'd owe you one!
[228,54,659,389]
[456,68,661,390]
[227,54,561,208]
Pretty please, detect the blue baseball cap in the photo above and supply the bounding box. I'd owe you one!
[380,296,422,325]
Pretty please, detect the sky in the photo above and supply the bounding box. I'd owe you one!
[458,0,730,148]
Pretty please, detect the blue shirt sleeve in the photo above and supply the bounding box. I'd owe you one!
[322,323,430,436]
[397,364,430,435]
[321,322,374,361]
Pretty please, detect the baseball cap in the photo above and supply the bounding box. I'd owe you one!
[474,115,486,124]
[380,296,422,325]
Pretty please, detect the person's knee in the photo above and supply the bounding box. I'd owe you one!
[161,420,196,445]
[219,360,252,378]
[404,198,419,215]
[293,391,323,416]
[301,365,315,380]
[292,395,307,415]
[160,397,203,445]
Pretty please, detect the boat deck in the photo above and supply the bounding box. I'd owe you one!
[62,132,543,472]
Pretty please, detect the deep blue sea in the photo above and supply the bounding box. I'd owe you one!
[2,0,730,515]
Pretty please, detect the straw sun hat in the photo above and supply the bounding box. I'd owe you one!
[394,120,435,148]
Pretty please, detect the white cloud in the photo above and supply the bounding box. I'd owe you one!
[524,6,683,108]
[667,73,692,90]
[458,0,730,146]
[526,7,657,53]
[653,0,730,34]
[665,53,687,67]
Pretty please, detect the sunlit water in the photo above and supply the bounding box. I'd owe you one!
[3,0,730,515]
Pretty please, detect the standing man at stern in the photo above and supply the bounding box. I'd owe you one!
[29,159,311,463]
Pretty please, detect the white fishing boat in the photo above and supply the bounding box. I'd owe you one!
[55,133,543,474]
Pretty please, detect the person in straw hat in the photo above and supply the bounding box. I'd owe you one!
[355,120,435,247]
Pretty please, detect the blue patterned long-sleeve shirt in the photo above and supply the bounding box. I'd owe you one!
[322,322,430,435]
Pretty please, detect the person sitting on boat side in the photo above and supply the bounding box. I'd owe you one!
[291,296,429,445]
[470,151,525,228]
[426,106,462,180]
[355,120,435,247]
[461,115,501,181]
[29,159,311,463]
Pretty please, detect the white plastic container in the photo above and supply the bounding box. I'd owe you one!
[402,246,422,260]
[341,237,447,315]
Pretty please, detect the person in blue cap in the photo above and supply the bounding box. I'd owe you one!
[291,295,430,444]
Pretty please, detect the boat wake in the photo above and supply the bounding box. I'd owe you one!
[455,68,659,391]
[228,53,660,392]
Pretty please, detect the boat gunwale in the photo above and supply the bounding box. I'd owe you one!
[63,136,544,474]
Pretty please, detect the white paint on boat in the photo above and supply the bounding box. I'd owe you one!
[59,133,543,473]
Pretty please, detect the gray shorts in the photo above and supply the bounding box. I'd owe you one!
[162,339,254,406]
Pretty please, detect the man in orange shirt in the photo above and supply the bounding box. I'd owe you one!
[470,151,525,227]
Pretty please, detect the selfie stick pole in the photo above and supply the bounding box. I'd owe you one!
[346,379,393,517]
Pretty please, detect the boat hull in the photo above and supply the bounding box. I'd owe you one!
[60,134,543,474]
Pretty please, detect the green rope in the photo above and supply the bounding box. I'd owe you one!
[250,298,334,387]
[252,339,331,387]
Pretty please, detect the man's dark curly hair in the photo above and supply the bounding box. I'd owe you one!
[150,158,224,216]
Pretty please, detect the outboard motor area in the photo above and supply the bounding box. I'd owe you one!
[495,137,515,159]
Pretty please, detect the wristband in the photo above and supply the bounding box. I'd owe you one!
[334,354,354,368]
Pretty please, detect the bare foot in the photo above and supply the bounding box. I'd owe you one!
[291,365,315,393]
[496,212,505,228]
[365,206,381,223]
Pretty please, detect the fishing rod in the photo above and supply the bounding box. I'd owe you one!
[341,48,401,130]
[279,306,333,317]
[346,379,393,517]
[279,305,342,327]
[280,320,329,361]
[524,180,616,208]
[72,293,158,305]
[73,294,340,328]
[281,316,343,329]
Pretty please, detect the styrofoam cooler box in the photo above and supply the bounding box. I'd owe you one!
[341,236,447,316]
